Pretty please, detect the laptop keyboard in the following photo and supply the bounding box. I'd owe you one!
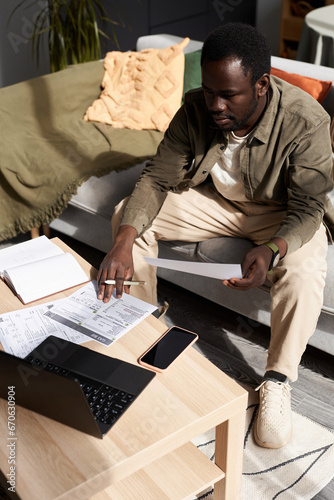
[26,355,135,427]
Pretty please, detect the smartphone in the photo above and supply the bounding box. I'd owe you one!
[138,326,198,372]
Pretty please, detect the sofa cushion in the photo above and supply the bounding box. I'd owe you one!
[197,237,255,264]
[84,38,189,132]
[196,236,334,312]
[270,67,332,103]
[182,49,202,100]
[159,240,198,259]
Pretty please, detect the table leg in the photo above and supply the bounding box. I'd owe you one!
[42,224,51,237]
[30,225,50,239]
[214,410,245,500]
[30,227,40,238]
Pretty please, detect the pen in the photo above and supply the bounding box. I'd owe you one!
[103,280,146,286]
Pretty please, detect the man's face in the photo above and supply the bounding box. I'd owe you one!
[202,57,265,136]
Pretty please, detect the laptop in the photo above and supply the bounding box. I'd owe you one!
[0,335,155,438]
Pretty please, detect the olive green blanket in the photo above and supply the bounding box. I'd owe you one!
[0,61,163,241]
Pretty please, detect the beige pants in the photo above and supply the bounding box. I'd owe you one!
[112,185,328,381]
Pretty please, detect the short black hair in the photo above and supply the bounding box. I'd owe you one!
[201,23,271,85]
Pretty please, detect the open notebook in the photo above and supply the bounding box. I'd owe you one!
[0,236,89,304]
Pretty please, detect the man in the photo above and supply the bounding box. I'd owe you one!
[97,23,333,449]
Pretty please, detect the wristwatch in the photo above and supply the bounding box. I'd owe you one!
[262,241,280,272]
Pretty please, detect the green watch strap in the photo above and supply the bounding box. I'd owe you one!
[263,241,279,254]
[263,241,280,274]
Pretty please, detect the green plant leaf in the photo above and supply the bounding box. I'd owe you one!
[9,0,136,72]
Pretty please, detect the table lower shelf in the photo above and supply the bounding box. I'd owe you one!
[90,441,224,500]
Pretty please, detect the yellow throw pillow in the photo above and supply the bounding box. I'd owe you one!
[84,38,190,132]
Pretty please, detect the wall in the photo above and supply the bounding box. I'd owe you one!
[0,0,259,87]
[110,0,257,52]
[0,0,49,87]
[256,0,282,55]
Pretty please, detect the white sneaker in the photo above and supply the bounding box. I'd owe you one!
[254,380,292,449]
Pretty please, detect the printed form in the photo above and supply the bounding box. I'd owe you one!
[0,300,87,358]
[0,281,157,357]
[44,281,157,346]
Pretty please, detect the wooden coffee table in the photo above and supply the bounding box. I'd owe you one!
[0,238,248,500]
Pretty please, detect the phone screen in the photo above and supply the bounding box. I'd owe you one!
[140,327,198,370]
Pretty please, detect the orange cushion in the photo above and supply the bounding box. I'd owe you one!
[271,67,332,103]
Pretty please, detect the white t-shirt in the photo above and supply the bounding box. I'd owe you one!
[210,131,250,202]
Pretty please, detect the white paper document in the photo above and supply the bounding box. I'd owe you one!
[0,300,88,359]
[43,281,157,346]
[0,281,157,357]
[144,257,242,280]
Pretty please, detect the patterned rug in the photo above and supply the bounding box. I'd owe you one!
[191,388,334,500]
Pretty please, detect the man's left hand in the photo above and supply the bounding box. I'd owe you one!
[222,238,287,291]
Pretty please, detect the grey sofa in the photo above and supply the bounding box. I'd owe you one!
[50,34,334,356]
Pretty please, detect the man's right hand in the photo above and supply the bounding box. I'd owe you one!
[97,225,138,302]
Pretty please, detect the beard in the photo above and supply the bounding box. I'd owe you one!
[211,88,259,132]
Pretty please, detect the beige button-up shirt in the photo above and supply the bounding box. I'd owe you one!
[120,76,334,255]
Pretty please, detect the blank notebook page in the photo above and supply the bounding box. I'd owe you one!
[0,235,63,278]
[3,253,88,304]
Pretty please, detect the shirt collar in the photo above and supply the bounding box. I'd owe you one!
[248,76,280,144]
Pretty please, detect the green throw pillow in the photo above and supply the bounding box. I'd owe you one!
[182,49,202,101]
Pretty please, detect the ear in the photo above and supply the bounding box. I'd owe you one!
[256,73,270,97]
